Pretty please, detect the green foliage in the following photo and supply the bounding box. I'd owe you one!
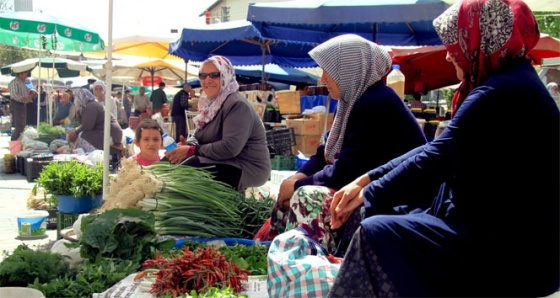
[442,88,455,110]
[37,122,65,135]
[36,160,103,202]
[220,244,269,275]
[0,244,74,287]
[76,208,163,264]
[72,164,103,200]
[237,193,276,239]
[535,12,560,38]
[29,258,139,298]
[0,45,36,69]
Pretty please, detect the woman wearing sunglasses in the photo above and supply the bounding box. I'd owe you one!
[164,55,270,192]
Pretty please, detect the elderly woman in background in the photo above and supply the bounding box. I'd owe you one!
[67,88,123,154]
[327,0,559,297]
[93,80,118,121]
[164,56,270,192]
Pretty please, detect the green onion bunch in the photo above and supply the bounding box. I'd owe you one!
[139,162,244,238]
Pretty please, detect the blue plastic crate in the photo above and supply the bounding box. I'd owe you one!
[171,237,271,249]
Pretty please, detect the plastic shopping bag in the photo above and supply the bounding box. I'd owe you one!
[267,227,340,297]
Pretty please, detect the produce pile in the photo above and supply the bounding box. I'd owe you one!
[135,240,269,296]
[38,122,65,135]
[0,206,271,297]
[102,159,274,239]
[139,247,248,296]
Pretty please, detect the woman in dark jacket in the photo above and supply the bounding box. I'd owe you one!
[328,1,559,297]
[262,34,428,252]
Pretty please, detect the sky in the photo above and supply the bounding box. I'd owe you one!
[28,0,215,41]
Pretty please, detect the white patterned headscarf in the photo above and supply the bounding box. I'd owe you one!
[92,80,106,100]
[309,34,392,163]
[193,56,239,129]
[74,88,97,112]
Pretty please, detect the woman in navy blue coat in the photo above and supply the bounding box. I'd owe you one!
[261,34,429,252]
[328,1,559,297]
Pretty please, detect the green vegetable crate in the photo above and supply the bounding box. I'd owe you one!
[56,212,80,239]
[271,155,296,171]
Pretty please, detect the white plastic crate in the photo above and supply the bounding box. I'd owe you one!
[241,275,268,298]
[269,170,297,185]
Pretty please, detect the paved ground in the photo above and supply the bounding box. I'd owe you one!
[0,134,58,261]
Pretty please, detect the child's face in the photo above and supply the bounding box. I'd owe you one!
[135,128,162,160]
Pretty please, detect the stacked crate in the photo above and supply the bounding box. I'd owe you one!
[266,127,297,170]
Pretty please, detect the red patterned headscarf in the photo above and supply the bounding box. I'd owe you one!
[433,0,539,116]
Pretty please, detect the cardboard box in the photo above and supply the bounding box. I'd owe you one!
[294,135,323,155]
[301,117,321,135]
[285,118,303,135]
[276,90,301,114]
[287,113,335,136]
[306,112,335,131]
[286,117,321,135]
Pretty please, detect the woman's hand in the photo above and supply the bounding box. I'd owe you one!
[165,145,191,164]
[330,174,371,229]
[276,173,307,208]
[178,135,187,145]
[277,179,297,208]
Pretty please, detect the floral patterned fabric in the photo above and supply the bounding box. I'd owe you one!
[269,185,338,252]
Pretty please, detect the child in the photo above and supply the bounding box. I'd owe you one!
[129,119,164,166]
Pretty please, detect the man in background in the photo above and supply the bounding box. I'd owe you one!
[150,82,167,115]
[171,83,195,143]
[133,86,151,116]
[8,71,32,140]
[82,78,97,94]
[53,91,76,125]
[123,89,132,120]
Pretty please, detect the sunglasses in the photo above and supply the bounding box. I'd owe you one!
[199,72,221,80]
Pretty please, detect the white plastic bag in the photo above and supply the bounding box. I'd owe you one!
[87,150,105,166]
[51,239,84,268]
[72,213,90,239]
[22,126,39,139]
[151,112,170,135]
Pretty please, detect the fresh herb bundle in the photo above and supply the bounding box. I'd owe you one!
[0,244,73,287]
[36,160,103,201]
[38,122,64,135]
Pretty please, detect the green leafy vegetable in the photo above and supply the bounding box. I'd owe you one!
[30,258,139,298]
[76,208,167,264]
[36,160,103,201]
[0,244,73,287]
